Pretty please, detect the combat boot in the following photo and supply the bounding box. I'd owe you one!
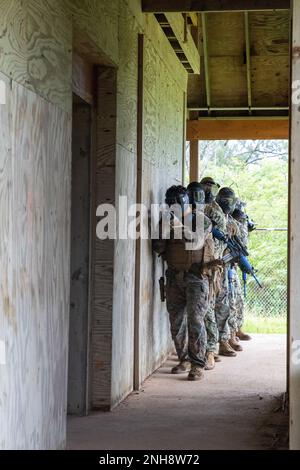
[205,352,215,370]
[188,365,204,381]
[219,340,237,357]
[229,332,243,352]
[214,354,221,363]
[171,360,191,374]
[236,328,252,341]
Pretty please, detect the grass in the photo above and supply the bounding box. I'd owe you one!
[244,314,287,334]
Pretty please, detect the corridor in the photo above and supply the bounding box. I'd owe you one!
[67,334,288,450]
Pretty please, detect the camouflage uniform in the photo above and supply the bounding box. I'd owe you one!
[166,270,209,367]
[204,201,230,352]
[227,217,247,333]
[153,209,213,368]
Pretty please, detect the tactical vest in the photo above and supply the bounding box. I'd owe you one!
[165,233,215,272]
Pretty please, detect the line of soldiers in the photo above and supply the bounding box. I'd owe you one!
[153,177,256,382]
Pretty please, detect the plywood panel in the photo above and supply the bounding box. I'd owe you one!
[207,12,245,57]
[68,98,91,415]
[0,0,72,112]
[250,11,290,56]
[91,67,116,410]
[65,0,119,66]
[139,36,184,384]
[117,5,139,155]
[111,144,136,405]
[0,72,71,449]
[210,57,248,107]
[251,56,289,106]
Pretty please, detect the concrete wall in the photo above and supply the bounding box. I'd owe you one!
[0,0,188,448]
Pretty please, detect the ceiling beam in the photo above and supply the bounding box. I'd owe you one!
[201,13,211,111]
[162,13,201,73]
[187,118,289,140]
[142,1,290,12]
[244,11,252,114]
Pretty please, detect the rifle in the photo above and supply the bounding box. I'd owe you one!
[242,272,247,298]
[228,266,235,297]
[212,227,262,290]
[159,257,166,302]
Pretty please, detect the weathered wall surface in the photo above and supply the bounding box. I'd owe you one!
[0,0,72,450]
[0,71,71,449]
[138,35,185,382]
[0,0,188,448]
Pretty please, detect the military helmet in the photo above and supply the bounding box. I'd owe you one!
[165,185,189,208]
[199,176,220,203]
[216,187,237,214]
[187,181,205,206]
[232,208,247,221]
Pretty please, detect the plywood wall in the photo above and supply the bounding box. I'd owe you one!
[138,36,185,383]
[0,0,189,448]
[0,71,71,449]
[0,0,72,112]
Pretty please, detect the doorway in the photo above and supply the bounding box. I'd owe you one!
[67,94,92,415]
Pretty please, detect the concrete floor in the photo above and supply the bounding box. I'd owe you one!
[67,334,288,450]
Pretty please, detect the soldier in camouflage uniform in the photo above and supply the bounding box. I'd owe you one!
[200,179,237,370]
[153,185,217,381]
[226,211,244,351]
[231,205,252,341]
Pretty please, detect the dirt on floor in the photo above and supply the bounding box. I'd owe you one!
[68,334,288,450]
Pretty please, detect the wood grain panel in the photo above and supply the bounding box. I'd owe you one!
[117,5,139,155]
[207,12,245,57]
[250,11,290,56]
[251,56,289,106]
[210,56,248,107]
[0,72,71,449]
[65,0,119,66]
[90,67,117,410]
[138,36,184,384]
[0,0,72,112]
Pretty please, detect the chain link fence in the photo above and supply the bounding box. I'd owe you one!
[242,229,288,334]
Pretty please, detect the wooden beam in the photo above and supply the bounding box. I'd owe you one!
[289,0,300,451]
[164,13,200,73]
[187,118,289,140]
[190,140,199,181]
[142,0,291,12]
[134,34,144,391]
[72,52,94,105]
[244,12,252,113]
[188,12,198,26]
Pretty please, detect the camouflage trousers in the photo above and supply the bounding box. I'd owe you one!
[166,269,209,368]
[205,268,231,353]
[228,267,245,332]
